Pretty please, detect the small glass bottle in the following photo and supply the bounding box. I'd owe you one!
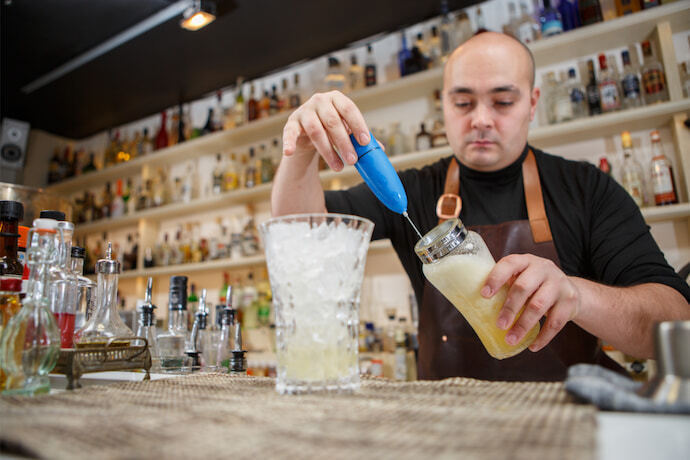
[415,122,432,151]
[640,41,668,105]
[620,49,643,110]
[566,68,587,119]
[539,0,564,38]
[620,131,645,208]
[234,77,246,127]
[439,0,454,58]
[414,218,539,359]
[649,130,678,206]
[70,246,96,332]
[289,73,302,108]
[212,153,225,195]
[186,288,213,371]
[74,242,134,346]
[585,59,601,116]
[0,226,61,395]
[157,275,189,372]
[135,277,160,371]
[553,71,575,124]
[597,54,622,113]
[388,122,408,157]
[517,1,540,44]
[348,54,365,93]
[216,286,234,371]
[244,148,257,188]
[325,57,346,92]
[1,201,24,280]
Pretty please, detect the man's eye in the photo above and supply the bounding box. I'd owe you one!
[496,101,513,107]
[454,102,471,108]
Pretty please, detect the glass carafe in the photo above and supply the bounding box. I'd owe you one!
[74,242,134,346]
[0,226,61,395]
[414,218,539,359]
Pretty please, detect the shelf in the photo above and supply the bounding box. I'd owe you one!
[113,239,393,280]
[529,99,690,148]
[640,203,690,223]
[528,2,690,67]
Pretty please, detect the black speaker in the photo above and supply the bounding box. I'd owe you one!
[0,118,30,171]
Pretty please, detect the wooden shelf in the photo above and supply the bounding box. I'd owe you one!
[113,239,393,280]
[641,202,690,223]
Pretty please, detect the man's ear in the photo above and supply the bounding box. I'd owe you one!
[529,86,540,122]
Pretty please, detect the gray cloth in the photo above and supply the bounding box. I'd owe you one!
[565,364,690,414]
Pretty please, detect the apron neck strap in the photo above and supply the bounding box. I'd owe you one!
[438,149,554,243]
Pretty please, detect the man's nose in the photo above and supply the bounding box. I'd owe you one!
[470,103,493,130]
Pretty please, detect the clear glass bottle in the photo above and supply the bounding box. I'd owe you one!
[74,243,134,346]
[597,54,622,113]
[325,57,346,92]
[620,131,645,208]
[640,40,668,105]
[244,148,257,188]
[414,218,539,359]
[620,49,643,109]
[541,71,558,125]
[439,0,454,59]
[70,246,96,333]
[388,122,408,156]
[289,73,302,108]
[186,288,214,371]
[649,130,678,206]
[212,153,225,195]
[539,0,564,38]
[0,226,61,395]
[157,275,188,372]
[48,220,78,349]
[428,26,442,68]
[454,11,473,48]
[348,54,365,93]
[215,286,234,371]
[566,68,587,119]
[233,77,246,127]
[553,71,575,124]
[585,59,602,116]
[517,1,540,44]
[135,277,160,371]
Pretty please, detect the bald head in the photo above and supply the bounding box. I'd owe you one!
[444,32,536,90]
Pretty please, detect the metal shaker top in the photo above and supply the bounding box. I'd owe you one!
[96,242,120,274]
[414,218,468,264]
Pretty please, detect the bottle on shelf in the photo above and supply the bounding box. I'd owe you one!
[244,148,257,188]
[289,73,302,108]
[615,0,641,16]
[135,278,160,370]
[394,318,408,381]
[168,110,180,146]
[539,0,564,38]
[260,147,275,184]
[111,179,125,218]
[553,71,575,123]
[517,1,540,44]
[141,128,154,156]
[348,54,365,93]
[430,90,448,147]
[414,32,429,62]
[213,91,225,131]
[439,0,454,59]
[558,0,580,31]
[0,223,61,395]
[325,57,346,92]
[620,49,643,110]
[649,130,678,206]
[202,107,215,135]
[398,32,412,78]
[157,275,189,372]
[428,26,442,68]
[504,2,519,37]
[620,131,646,208]
[578,0,603,26]
[640,40,667,105]
[598,54,622,113]
[415,122,432,151]
[541,71,558,125]
[388,122,408,157]
[81,152,97,174]
[278,78,289,112]
[247,83,259,121]
[585,59,602,116]
[234,78,246,127]
[224,153,240,191]
[155,111,169,150]
[475,7,488,34]
[259,88,271,119]
[212,153,225,195]
[566,68,587,119]
[599,156,612,176]
[187,283,199,330]
[269,85,280,116]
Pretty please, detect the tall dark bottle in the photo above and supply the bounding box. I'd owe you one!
[155,111,169,150]
[585,60,601,116]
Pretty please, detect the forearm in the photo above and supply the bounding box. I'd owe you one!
[271,152,326,216]
[571,278,690,359]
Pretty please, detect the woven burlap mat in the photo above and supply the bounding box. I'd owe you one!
[0,374,596,460]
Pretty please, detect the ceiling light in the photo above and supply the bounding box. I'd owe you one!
[181,0,216,31]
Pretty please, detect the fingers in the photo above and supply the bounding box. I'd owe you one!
[282,117,301,157]
[296,110,344,171]
[528,299,574,352]
[315,103,357,165]
[504,280,559,346]
[482,254,530,301]
[331,92,370,146]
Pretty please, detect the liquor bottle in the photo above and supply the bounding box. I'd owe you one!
[74,242,134,345]
[289,73,302,108]
[558,0,580,31]
[142,128,154,155]
[182,105,194,140]
[244,148,257,188]
[641,0,659,9]
[215,286,234,370]
[578,0,603,26]
[212,153,225,195]
[414,33,428,62]
[168,110,179,146]
[111,179,125,218]
[640,41,667,105]
[620,49,643,109]
[439,0,454,59]
[539,0,564,38]
[566,68,587,119]
[620,131,645,207]
[597,54,622,113]
[398,32,412,77]
[247,83,259,121]
[649,130,678,206]
[615,0,641,16]
[599,157,612,176]
[143,247,154,268]
[541,71,558,125]
[157,276,189,372]
[101,182,113,219]
[516,1,540,44]
[135,278,160,370]
[415,122,432,151]
[213,91,225,131]
[123,178,134,215]
[155,111,169,150]
[553,71,575,123]
[0,224,60,395]
[428,26,442,68]
[181,161,198,202]
[278,78,289,112]
[388,122,408,156]
[187,283,199,331]
[475,7,488,34]
[81,152,97,174]
[348,55,365,93]
[504,2,519,37]
[177,102,187,143]
[430,90,448,147]
[224,153,240,191]
[260,147,275,184]
[269,85,280,115]
[234,78,246,127]
[585,60,602,115]
[0,200,24,279]
[258,89,271,119]
[202,108,215,135]
[325,57,346,92]
[454,11,474,47]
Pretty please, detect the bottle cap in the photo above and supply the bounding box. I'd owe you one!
[39,210,66,221]
[57,220,74,232]
[32,218,59,230]
[650,130,661,142]
[0,201,23,221]
[621,131,632,149]
[96,242,120,274]
[414,217,468,264]
[71,246,86,259]
[598,54,607,70]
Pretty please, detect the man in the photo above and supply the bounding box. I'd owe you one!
[272,32,690,381]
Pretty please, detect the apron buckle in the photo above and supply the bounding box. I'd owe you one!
[436,193,462,220]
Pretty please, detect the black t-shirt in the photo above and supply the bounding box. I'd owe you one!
[325,145,690,307]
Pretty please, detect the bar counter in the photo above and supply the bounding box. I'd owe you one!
[1,373,688,459]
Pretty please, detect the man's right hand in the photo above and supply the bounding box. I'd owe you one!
[282,91,371,171]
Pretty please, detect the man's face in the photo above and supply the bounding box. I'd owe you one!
[443,40,539,171]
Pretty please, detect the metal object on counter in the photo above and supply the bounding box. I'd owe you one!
[637,320,690,405]
[54,337,151,390]
[229,312,247,375]
[0,182,71,226]
[186,288,209,371]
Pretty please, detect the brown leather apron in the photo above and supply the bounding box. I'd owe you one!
[418,150,626,381]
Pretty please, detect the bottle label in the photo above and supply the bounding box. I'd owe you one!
[554,97,574,122]
[651,161,676,204]
[622,74,641,100]
[599,82,621,111]
[517,23,534,43]
[416,136,431,151]
[642,69,665,95]
[365,66,377,86]
[570,88,585,104]
[541,19,563,37]
[622,173,644,207]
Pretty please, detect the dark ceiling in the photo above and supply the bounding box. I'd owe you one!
[1,0,478,139]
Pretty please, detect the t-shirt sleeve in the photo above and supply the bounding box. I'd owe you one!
[585,164,690,302]
[324,183,392,241]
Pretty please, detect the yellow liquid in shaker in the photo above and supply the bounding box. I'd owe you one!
[422,244,539,360]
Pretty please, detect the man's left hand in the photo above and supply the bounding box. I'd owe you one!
[481,254,580,352]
